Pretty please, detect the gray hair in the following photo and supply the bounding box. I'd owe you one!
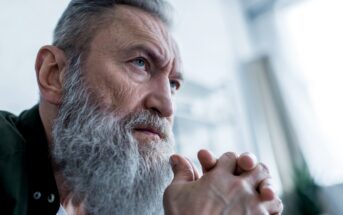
[52,52,174,214]
[53,0,173,60]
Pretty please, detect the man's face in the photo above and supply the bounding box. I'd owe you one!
[51,6,180,214]
[82,5,182,144]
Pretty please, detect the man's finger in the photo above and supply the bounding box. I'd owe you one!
[197,149,217,174]
[259,178,276,201]
[170,154,195,183]
[186,157,200,180]
[235,152,258,175]
[216,152,238,173]
[241,163,270,187]
[264,197,283,214]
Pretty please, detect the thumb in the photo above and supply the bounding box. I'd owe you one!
[170,154,195,183]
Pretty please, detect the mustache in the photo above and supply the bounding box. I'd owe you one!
[121,110,172,140]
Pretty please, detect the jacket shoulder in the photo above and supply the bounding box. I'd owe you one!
[0,110,28,215]
[0,110,26,157]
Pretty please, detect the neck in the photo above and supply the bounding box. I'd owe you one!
[38,101,57,146]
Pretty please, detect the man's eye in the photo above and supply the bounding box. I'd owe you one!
[132,58,148,70]
[170,80,180,92]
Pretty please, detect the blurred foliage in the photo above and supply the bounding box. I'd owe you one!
[283,163,324,215]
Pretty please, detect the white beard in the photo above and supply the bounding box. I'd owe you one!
[51,58,174,215]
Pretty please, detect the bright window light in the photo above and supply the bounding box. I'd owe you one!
[283,0,343,186]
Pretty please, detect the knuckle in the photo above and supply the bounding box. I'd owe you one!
[258,163,270,175]
[261,178,273,187]
[183,168,194,178]
[222,152,238,160]
[231,178,248,190]
[267,197,284,214]
[277,198,284,212]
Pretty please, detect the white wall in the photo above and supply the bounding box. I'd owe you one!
[0,0,69,114]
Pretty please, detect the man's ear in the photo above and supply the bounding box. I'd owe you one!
[35,45,66,105]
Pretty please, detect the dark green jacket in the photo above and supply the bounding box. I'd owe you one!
[0,105,60,215]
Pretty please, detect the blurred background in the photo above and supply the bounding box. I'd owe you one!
[1,0,342,214]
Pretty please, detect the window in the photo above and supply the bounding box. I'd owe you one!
[280,0,343,186]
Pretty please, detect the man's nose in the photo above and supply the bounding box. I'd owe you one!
[143,77,174,118]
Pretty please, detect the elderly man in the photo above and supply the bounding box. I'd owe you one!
[0,0,283,214]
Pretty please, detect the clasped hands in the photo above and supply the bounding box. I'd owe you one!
[163,150,283,215]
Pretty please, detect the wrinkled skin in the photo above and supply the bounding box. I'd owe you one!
[164,150,283,215]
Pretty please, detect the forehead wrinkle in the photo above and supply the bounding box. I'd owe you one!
[130,26,171,66]
[112,5,173,63]
[93,5,182,77]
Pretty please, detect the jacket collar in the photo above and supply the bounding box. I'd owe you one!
[17,104,60,214]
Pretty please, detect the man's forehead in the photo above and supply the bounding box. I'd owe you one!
[94,4,183,75]
[111,5,169,36]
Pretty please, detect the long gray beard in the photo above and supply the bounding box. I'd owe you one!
[51,59,174,215]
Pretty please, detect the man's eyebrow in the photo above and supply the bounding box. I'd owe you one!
[126,44,166,65]
[126,44,184,80]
